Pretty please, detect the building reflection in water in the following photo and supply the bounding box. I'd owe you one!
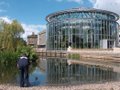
[46,58,118,85]
[0,58,119,86]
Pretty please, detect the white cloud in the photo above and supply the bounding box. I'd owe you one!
[93,0,120,14]
[21,24,46,40]
[89,0,120,23]
[0,16,46,40]
[0,16,12,23]
[89,0,96,4]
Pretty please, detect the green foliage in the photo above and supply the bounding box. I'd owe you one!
[68,53,80,60]
[0,20,25,51]
[0,51,19,64]
[16,46,38,62]
[0,19,38,63]
[0,46,38,63]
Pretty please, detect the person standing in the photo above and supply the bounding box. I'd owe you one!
[17,53,29,87]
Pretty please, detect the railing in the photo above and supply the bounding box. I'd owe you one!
[36,50,67,58]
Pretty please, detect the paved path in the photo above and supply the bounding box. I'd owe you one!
[0,81,120,90]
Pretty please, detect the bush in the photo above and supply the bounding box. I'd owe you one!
[0,51,19,64]
[16,46,38,62]
[0,46,38,64]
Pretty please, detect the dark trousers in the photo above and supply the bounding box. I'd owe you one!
[19,66,29,87]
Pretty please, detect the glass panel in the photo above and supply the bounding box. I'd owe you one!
[47,11,118,50]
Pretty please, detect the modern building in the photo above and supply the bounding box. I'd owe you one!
[119,26,120,45]
[46,8,119,50]
[37,30,46,48]
[27,32,38,47]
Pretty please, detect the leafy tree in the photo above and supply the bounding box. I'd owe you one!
[0,20,25,51]
[0,19,38,63]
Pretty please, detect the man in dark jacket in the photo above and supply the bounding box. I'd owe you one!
[17,53,29,87]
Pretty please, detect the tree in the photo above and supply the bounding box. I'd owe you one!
[0,20,25,51]
[0,19,38,63]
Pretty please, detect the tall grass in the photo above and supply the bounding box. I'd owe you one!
[0,51,19,64]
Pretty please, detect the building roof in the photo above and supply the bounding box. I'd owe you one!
[39,30,46,35]
[27,32,37,38]
[46,7,119,22]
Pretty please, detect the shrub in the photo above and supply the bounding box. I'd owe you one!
[0,51,19,64]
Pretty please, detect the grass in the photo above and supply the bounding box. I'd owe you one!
[68,53,80,60]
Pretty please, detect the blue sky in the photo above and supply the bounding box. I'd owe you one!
[0,0,120,39]
[0,0,93,24]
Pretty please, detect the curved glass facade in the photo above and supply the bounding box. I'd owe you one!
[46,8,119,50]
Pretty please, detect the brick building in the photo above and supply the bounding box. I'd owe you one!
[27,32,38,47]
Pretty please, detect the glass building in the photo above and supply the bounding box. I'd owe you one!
[46,8,119,50]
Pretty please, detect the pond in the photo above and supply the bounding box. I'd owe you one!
[0,57,120,86]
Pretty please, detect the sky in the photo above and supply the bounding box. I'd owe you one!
[0,0,120,39]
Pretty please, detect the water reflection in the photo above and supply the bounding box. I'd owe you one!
[29,67,46,86]
[0,61,46,86]
[47,58,118,85]
[16,62,46,86]
[0,57,119,86]
[0,62,18,84]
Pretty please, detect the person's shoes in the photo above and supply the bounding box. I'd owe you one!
[20,85,24,87]
[24,84,29,87]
